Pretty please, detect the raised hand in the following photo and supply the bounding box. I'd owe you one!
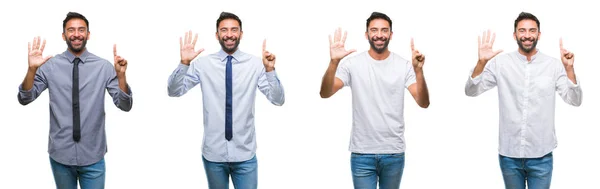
[180,30,204,65]
[262,39,275,72]
[113,44,127,74]
[478,30,503,63]
[28,36,52,69]
[411,38,425,69]
[329,27,356,62]
[559,38,574,67]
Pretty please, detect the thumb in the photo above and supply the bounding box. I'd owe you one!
[195,48,205,57]
[43,55,53,63]
[493,49,503,56]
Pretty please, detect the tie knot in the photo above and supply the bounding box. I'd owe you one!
[226,56,233,62]
[73,58,81,65]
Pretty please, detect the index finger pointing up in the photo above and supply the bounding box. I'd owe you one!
[559,37,564,50]
[113,44,117,57]
[262,39,267,52]
[410,38,415,51]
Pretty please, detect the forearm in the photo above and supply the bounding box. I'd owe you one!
[117,74,129,93]
[471,60,487,78]
[167,64,192,97]
[565,65,577,84]
[414,68,430,108]
[21,67,37,91]
[320,60,339,98]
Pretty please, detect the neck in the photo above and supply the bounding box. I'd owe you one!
[68,48,85,57]
[368,49,390,60]
[518,48,537,61]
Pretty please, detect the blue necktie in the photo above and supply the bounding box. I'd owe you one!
[72,58,81,142]
[225,55,233,141]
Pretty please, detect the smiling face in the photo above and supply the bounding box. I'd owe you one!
[216,18,243,54]
[514,19,540,54]
[62,18,90,55]
[365,18,393,54]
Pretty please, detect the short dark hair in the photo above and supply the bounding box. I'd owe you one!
[216,12,242,32]
[514,12,540,32]
[366,12,392,32]
[63,12,89,32]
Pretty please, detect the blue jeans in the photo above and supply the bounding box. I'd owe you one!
[499,152,553,189]
[351,153,405,189]
[202,155,258,189]
[49,157,105,189]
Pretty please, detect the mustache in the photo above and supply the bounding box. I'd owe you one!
[222,36,237,41]
[371,37,387,41]
[69,36,85,40]
[520,37,535,41]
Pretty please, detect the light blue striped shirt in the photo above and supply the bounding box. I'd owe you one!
[168,49,284,162]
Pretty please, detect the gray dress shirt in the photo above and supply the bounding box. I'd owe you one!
[18,49,132,166]
[168,49,284,162]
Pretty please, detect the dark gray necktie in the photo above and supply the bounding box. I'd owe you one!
[72,58,81,142]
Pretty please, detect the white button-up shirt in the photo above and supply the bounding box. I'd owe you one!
[465,50,582,158]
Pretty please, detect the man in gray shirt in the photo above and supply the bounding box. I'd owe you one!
[18,12,132,189]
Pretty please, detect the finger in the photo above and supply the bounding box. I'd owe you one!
[180,37,183,50]
[329,34,333,46]
[192,33,198,47]
[342,31,348,44]
[490,32,496,46]
[32,37,38,50]
[493,49,504,56]
[185,30,190,44]
[43,55,52,63]
[559,37,564,50]
[478,36,481,49]
[28,42,31,53]
[113,44,117,57]
[262,39,267,53]
[334,27,341,42]
[40,39,47,52]
[410,38,415,51]
[195,48,205,57]
[270,54,276,61]
[486,29,491,43]
[345,49,357,56]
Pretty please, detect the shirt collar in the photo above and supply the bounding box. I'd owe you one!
[218,49,243,63]
[514,49,539,63]
[63,49,91,64]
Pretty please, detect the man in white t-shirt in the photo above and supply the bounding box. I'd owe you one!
[319,12,430,189]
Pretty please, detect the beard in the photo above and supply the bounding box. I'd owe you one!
[65,34,88,53]
[516,37,538,53]
[368,36,389,54]
[219,36,240,54]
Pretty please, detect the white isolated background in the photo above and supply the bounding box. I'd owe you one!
[0,0,598,188]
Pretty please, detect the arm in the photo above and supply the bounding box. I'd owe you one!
[167,30,204,97]
[108,44,133,111]
[320,28,355,98]
[18,36,52,105]
[556,38,582,106]
[407,38,429,108]
[465,30,502,96]
[258,39,284,105]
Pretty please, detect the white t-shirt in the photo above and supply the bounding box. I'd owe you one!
[336,51,417,154]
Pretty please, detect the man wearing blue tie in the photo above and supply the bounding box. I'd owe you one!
[167,12,285,189]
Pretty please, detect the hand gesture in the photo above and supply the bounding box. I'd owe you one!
[262,39,276,72]
[180,30,204,65]
[113,44,127,75]
[329,27,356,61]
[559,38,574,67]
[411,38,425,69]
[478,30,503,63]
[28,36,52,69]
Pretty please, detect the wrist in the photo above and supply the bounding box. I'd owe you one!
[181,59,191,65]
[265,67,274,72]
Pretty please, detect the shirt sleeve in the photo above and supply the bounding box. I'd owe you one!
[106,62,133,112]
[167,60,201,97]
[405,60,417,88]
[335,59,351,87]
[555,60,582,106]
[18,62,50,105]
[258,68,285,106]
[465,58,498,96]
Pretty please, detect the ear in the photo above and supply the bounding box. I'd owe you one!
[215,31,219,41]
[365,31,369,40]
[62,32,66,41]
[537,31,541,40]
[389,31,393,41]
[513,32,517,41]
[239,30,243,40]
[87,31,91,40]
